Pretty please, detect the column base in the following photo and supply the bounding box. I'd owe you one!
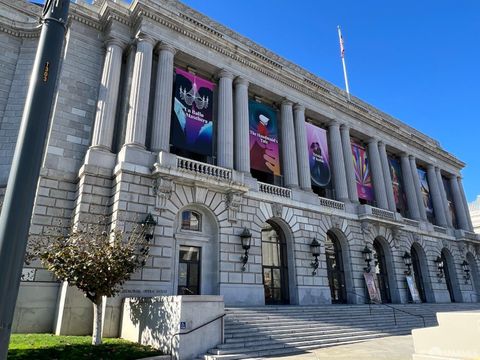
[291,188,321,206]
[84,147,117,169]
[117,145,155,172]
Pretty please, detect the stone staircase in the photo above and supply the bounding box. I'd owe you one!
[198,303,480,360]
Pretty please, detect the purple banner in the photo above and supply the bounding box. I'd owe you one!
[249,100,281,176]
[442,177,457,228]
[417,168,434,222]
[351,142,374,201]
[388,157,407,213]
[305,122,331,187]
[171,68,215,156]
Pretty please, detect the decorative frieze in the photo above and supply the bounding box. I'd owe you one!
[152,177,173,212]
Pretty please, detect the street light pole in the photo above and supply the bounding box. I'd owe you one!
[0,1,69,358]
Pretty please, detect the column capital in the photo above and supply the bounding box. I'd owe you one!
[378,140,386,148]
[281,98,294,107]
[340,123,350,131]
[135,31,156,46]
[217,69,234,80]
[155,42,176,55]
[399,152,409,159]
[426,163,435,171]
[409,154,416,161]
[104,37,127,50]
[328,120,341,128]
[367,137,379,145]
[233,76,249,87]
[293,103,305,112]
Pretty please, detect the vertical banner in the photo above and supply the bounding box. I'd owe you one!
[248,100,281,176]
[305,122,331,187]
[442,177,458,228]
[171,68,215,156]
[364,272,382,303]
[351,142,374,201]
[417,168,434,222]
[406,275,421,303]
[388,157,407,213]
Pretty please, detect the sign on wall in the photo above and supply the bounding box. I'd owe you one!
[305,122,331,188]
[171,68,215,156]
[388,157,407,214]
[364,272,382,303]
[351,142,374,201]
[417,168,434,222]
[406,275,421,303]
[248,100,281,176]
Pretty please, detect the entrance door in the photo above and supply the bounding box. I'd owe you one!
[326,232,347,303]
[262,225,289,305]
[374,240,391,303]
[411,246,426,302]
[177,246,201,295]
[442,251,455,302]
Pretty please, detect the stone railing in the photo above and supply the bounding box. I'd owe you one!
[319,197,345,211]
[258,182,292,198]
[176,156,232,181]
[371,207,395,221]
[433,225,448,234]
[404,218,420,227]
[464,231,479,241]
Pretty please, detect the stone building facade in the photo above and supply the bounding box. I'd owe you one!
[1,0,479,337]
[468,196,480,234]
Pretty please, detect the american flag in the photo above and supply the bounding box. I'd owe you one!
[338,27,345,58]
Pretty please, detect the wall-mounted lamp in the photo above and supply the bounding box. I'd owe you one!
[240,228,252,272]
[310,238,321,275]
[462,260,471,284]
[434,256,444,278]
[139,213,157,241]
[362,245,373,273]
[403,251,412,275]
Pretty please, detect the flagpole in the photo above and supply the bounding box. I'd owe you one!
[337,25,351,101]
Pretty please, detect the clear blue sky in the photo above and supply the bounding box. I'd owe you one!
[36,0,480,201]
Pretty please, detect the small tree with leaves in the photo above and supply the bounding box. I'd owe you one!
[27,215,155,345]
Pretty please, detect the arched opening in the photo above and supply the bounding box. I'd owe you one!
[410,243,434,303]
[466,252,480,302]
[261,221,292,305]
[325,231,347,304]
[441,248,462,303]
[373,238,394,303]
[174,206,219,296]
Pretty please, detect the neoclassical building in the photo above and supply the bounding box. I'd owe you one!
[1,0,479,336]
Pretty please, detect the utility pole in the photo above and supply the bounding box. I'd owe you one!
[0,1,70,358]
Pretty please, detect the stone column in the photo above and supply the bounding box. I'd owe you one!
[409,156,427,220]
[367,138,388,209]
[217,69,234,168]
[400,153,421,220]
[450,175,469,230]
[378,141,396,212]
[280,100,299,188]
[328,122,349,202]
[457,177,474,231]
[124,33,155,148]
[151,43,176,153]
[233,77,250,173]
[340,125,358,203]
[91,38,125,151]
[435,167,453,227]
[427,165,448,227]
[293,104,311,190]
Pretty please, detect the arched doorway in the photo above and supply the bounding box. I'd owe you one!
[373,238,391,303]
[262,223,290,305]
[411,245,426,302]
[325,231,347,303]
[441,248,462,303]
[466,252,480,302]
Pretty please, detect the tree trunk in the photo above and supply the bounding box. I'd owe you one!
[92,298,103,345]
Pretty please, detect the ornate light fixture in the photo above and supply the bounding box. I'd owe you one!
[403,251,412,275]
[434,256,444,278]
[310,238,321,275]
[240,228,252,272]
[139,213,156,241]
[462,260,471,284]
[362,245,373,273]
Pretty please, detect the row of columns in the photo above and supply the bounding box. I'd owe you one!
[89,33,473,232]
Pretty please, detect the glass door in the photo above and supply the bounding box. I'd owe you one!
[177,246,201,295]
[326,233,347,303]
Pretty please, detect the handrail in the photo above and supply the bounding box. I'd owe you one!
[347,290,426,327]
[169,313,226,359]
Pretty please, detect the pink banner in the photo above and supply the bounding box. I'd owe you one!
[351,142,374,201]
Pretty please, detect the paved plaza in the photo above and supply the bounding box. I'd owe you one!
[266,335,414,360]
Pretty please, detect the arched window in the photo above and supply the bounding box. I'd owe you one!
[181,210,201,231]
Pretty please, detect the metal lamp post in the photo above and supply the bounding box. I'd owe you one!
[0,1,70,358]
[310,238,321,275]
[403,251,412,275]
[240,228,252,271]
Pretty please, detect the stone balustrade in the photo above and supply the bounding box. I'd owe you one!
[371,207,395,221]
[319,197,345,211]
[176,156,232,181]
[433,225,448,234]
[258,182,292,198]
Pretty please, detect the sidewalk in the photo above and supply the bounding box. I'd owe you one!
[264,335,414,360]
